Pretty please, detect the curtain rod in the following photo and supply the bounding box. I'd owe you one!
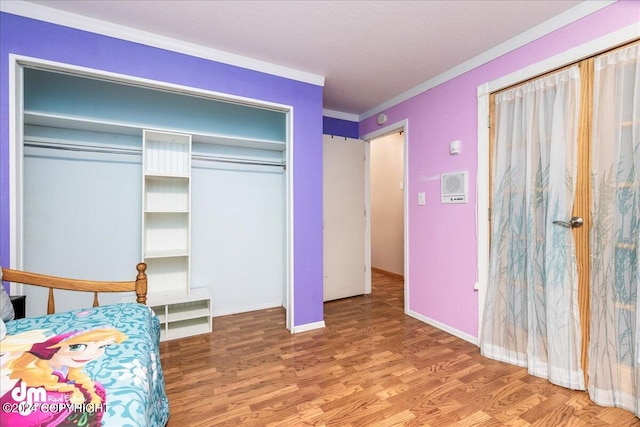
[24,140,286,168]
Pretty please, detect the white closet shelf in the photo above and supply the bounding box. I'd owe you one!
[166,300,210,322]
[144,209,189,214]
[143,249,189,259]
[25,110,139,136]
[149,287,210,305]
[195,133,285,151]
[120,289,188,306]
[144,172,190,179]
[24,110,286,151]
[164,319,211,341]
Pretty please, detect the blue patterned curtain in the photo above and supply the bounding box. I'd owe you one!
[589,43,640,416]
[480,66,584,390]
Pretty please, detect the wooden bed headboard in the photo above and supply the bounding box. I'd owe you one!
[1,263,147,315]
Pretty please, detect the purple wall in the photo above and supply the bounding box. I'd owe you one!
[323,116,359,139]
[360,1,640,339]
[0,13,324,327]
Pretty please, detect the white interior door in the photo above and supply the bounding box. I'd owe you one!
[323,134,366,301]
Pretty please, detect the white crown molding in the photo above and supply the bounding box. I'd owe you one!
[360,0,615,120]
[0,0,325,87]
[484,22,640,94]
[322,109,359,122]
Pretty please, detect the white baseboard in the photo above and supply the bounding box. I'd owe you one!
[406,309,478,346]
[292,321,326,334]
[212,301,282,318]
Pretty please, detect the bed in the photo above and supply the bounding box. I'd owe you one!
[0,263,169,427]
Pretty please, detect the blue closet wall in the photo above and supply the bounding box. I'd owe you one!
[24,69,287,142]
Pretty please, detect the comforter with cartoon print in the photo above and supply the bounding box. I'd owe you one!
[1,303,169,426]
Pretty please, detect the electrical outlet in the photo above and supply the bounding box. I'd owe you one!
[418,192,426,205]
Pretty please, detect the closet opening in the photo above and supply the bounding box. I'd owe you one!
[477,37,640,415]
[9,56,295,331]
[476,29,638,341]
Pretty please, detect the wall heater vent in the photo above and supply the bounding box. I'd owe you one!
[441,171,467,204]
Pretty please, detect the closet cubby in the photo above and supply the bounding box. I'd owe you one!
[144,176,189,212]
[150,288,212,341]
[144,213,189,256]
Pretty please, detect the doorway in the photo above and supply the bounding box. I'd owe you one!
[363,120,409,312]
[322,120,408,308]
[369,131,405,281]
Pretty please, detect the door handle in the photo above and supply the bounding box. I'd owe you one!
[553,216,583,229]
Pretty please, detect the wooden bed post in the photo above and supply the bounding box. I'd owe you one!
[136,263,148,305]
[47,288,55,315]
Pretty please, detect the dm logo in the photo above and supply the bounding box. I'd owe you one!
[11,382,46,415]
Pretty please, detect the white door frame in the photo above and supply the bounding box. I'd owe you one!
[8,54,296,331]
[362,119,409,312]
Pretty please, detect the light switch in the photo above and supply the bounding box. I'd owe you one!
[418,192,426,205]
[450,140,461,155]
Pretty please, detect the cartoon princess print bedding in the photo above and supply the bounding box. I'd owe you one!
[1,303,169,426]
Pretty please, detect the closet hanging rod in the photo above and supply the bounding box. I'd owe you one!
[24,141,286,167]
[25,141,139,156]
[191,154,285,167]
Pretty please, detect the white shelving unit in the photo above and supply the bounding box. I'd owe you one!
[149,288,212,341]
[142,129,212,340]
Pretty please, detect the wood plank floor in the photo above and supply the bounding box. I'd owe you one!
[159,271,640,426]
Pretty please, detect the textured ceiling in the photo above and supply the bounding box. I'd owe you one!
[21,0,585,116]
